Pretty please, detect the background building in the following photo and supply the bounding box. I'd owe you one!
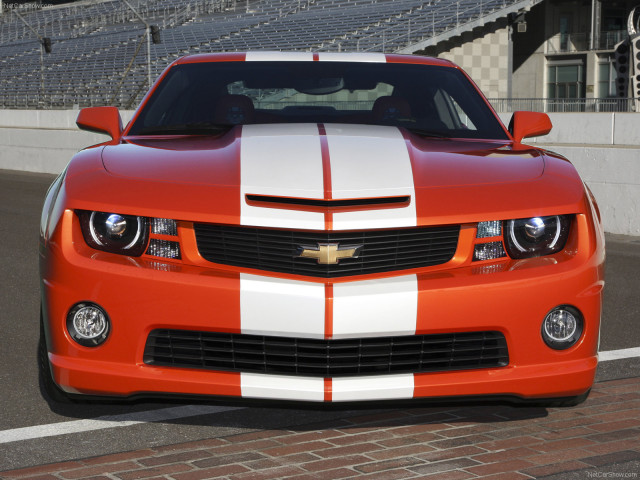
[0,0,638,111]
[416,0,639,111]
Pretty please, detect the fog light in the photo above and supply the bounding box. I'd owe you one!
[542,305,583,350]
[67,303,110,347]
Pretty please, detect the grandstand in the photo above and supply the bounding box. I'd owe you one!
[0,0,537,109]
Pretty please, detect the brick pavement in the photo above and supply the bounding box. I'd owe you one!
[1,377,639,480]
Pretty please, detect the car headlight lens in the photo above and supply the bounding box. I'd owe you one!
[78,210,149,256]
[504,215,571,259]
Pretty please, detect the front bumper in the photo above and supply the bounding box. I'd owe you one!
[40,210,604,402]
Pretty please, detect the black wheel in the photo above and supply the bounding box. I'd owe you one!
[38,312,75,404]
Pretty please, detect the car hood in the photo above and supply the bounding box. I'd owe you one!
[104,123,543,189]
[69,123,583,228]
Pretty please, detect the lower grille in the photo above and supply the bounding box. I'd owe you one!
[144,330,509,377]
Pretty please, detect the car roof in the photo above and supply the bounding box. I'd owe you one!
[173,51,458,68]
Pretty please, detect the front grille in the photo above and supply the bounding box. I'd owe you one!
[193,224,460,277]
[144,330,509,377]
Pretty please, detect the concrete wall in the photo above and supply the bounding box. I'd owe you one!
[499,112,640,236]
[499,112,640,146]
[1,109,639,235]
[0,110,135,174]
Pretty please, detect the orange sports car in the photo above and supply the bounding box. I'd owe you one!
[39,52,605,405]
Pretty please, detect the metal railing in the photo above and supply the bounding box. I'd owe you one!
[488,98,639,113]
[546,32,588,54]
[598,30,627,50]
[0,90,144,110]
[0,0,234,44]
[546,30,628,54]
[352,0,513,53]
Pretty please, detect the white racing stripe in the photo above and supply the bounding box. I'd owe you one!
[245,52,386,63]
[318,52,386,63]
[0,405,241,445]
[245,51,313,62]
[240,124,325,229]
[241,373,324,401]
[324,124,417,230]
[332,374,414,402]
[241,124,416,230]
[332,275,418,339]
[240,273,325,338]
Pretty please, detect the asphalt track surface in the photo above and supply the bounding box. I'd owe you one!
[0,169,639,474]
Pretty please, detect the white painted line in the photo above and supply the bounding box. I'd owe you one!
[0,405,242,445]
[1,347,638,444]
[599,346,640,362]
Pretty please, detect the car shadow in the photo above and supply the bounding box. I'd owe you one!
[39,363,550,430]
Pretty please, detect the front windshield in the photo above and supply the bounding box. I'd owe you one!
[128,61,508,140]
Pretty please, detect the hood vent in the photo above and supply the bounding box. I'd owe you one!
[246,194,410,210]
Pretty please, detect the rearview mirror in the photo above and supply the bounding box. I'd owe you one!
[76,107,122,140]
[509,111,552,143]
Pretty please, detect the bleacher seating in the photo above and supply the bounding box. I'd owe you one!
[0,0,520,108]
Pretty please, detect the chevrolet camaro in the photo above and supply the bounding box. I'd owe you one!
[39,52,605,405]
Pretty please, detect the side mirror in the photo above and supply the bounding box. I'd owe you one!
[508,111,552,143]
[76,107,122,140]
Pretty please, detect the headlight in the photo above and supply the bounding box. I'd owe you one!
[78,210,149,256]
[504,215,571,259]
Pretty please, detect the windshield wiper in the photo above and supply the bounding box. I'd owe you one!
[135,122,234,136]
[403,127,452,138]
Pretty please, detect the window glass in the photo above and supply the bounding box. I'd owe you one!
[547,63,584,99]
[598,62,616,98]
[129,62,508,140]
[227,80,394,111]
[451,97,477,130]
[557,65,579,83]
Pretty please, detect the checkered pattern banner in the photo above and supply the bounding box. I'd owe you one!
[434,25,510,99]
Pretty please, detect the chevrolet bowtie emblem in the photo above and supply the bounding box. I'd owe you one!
[297,243,363,265]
